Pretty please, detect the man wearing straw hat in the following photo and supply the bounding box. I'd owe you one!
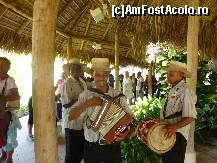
[160,61,197,163]
[61,58,87,163]
[67,58,134,163]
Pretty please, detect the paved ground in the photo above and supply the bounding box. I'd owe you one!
[13,116,65,163]
[12,116,217,163]
[196,137,217,163]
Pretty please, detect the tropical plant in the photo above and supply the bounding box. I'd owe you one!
[121,96,162,163]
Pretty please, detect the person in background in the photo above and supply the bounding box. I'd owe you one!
[123,71,134,105]
[131,73,137,103]
[136,72,144,100]
[61,58,87,163]
[108,74,114,88]
[119,74,124,92]
[160,61,197,163]
[27,96,34,141]
[0,57,22,163]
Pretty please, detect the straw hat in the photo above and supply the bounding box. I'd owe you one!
[91,58,111,71]
[164,61,192,78]
[68,58,81,65]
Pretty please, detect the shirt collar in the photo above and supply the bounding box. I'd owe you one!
[171,80,185,91]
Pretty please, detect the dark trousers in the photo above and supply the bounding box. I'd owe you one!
[84,141,122,163]
[162,132,187,163]
[65,128,84,163]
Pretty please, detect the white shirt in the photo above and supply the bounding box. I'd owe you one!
[160,80,197,141]
[0,77,19,109]
[61,76,87,130]
[136,76,144,91]
[0,77,17,95]
[123,77,133,92]
[69,88,134,142]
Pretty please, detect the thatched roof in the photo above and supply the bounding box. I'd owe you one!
[0,0,217,66]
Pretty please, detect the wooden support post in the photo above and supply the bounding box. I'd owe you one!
[186,0,200,163]
[67,37,73,61]
[32,0,58,163]
[114,31,120,90]
[147,62,153,96]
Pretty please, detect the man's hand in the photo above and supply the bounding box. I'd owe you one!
[164,124,177,139]
[85,97,103,108]
[114,126,131,141]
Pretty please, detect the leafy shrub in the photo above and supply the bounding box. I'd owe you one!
[16,105,29,118]
[121,96,162,163]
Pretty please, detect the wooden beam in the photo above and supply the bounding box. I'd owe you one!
[114,31,120,91]
[67,37,73,61]
[64,2,90,30]
[0,5,7,18]
[0,0,32,20]
[32,0,58,162]
[101,21,113,41]
[17,19,31,35]
[57,0,73,17]
[24,0,33,6]
[80,14,92,50]
[0,0,130,48]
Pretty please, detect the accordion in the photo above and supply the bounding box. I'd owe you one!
[90,96,134,144]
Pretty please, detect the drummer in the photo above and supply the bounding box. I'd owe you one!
[68,58,134,163]
[160,61,197,163]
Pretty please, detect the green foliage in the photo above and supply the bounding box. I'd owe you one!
[195,104,217,143]
[154,43,217,143]
[16,105,29,118]
[121,96,161,163]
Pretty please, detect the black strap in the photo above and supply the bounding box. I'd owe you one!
[88,88,112,99]
[2,79,7,95]
[164,111,182,119]
[88,88,125,100]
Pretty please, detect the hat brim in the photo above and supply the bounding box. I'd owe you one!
[163,66,192,78]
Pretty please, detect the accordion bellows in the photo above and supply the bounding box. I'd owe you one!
[91,99,134,144]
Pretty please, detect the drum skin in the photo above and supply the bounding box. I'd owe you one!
[137,120,176,154]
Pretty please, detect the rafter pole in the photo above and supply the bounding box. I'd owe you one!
[101,21,113,41]
[80,14,92,50]
[0,5,7,18]
[0,0,130,48]
[24,0,33,6]
[67,37,73,61]
[64,2,90,30]
[57,0,73,17]
[17,19,31,35]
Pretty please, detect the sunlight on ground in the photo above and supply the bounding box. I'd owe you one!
[0,49,66,105]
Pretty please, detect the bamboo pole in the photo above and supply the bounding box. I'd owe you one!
[67,37,73,61]
[186,0,200,162]
[114,31,120,91]
[32,0,58,163]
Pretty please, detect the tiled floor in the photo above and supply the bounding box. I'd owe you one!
[13,116,65,163]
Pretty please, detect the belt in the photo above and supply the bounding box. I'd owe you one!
[85,140,120,146]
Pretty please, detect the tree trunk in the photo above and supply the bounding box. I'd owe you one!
[32,0,58,162]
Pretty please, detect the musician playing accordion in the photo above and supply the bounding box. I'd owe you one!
[68,58,135,163]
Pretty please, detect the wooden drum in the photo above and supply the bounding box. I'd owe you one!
[137,119,176,154]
